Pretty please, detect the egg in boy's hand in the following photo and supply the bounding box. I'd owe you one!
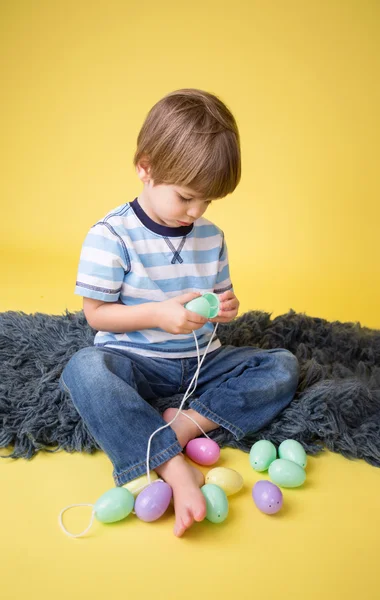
[209,290,240,323]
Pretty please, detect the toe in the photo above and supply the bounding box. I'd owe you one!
[174,508,194,537]
[174,518,185,537]
[182,509,194,529]
[194,498,207,522]
[194,507,207,522]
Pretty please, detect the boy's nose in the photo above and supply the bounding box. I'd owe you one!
[187,206,206,220]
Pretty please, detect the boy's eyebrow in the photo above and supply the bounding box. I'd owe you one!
[177,189,202,199]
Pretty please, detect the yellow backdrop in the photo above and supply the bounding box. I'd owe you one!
[1,0,379,327]
[1,3,379,600]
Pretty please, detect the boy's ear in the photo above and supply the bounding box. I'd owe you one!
[136,160,151,184]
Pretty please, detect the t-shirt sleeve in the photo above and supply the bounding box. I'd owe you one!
[75,222,130,302]
[213,232,234,294]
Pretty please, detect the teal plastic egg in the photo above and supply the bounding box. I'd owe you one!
[185,293,220,319]
[278,439,307,468]
[269,459,306,488]
[201,484,229,523]
[184,297,212,318]
[94,487,135,523]
[249,440,277,472]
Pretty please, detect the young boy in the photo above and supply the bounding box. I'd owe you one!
[60,88,299,537]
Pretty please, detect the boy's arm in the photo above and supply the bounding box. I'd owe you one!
[76,221,155,332]
[209,232,239,323]
[83,298,160,332]
[213,231,234,295]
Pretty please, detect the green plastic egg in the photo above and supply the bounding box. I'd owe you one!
[278,439,307,468]
[269,459,306,488]
[249,440,277,472]
[201,484,229,523]
[184,297,211,318]
[94,487,135,523]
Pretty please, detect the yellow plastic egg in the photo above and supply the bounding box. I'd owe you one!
[122,471,158,497]
[205,467,244,496]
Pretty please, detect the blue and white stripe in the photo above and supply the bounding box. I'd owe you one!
[75,199,233,358]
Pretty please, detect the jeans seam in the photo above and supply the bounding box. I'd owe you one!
[61,371,182,485]
[179,359,187,393]
[59,374,70,395]
[114,441,182,479]
[189,399,245,439]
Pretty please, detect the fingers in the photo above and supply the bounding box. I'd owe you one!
[208,316,229,323]
[219,291,234,301]
[186,311,208,325]
[219,297,239,311]
[209,309,238,323]
[219,300,235,311]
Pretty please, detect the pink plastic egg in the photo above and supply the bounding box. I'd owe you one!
[134,481,172,522]
[252,480,283,515]
[185,438,220,466]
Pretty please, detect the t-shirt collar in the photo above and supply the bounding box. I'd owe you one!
[130,197,193,237]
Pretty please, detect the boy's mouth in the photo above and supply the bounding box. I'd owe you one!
[177,220,192,225]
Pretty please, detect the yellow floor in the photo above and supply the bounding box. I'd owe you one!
[1,1,380,597]
[0,259,379,600]
[1,445,379,600]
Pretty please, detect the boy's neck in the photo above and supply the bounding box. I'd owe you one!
[131,196,193,238]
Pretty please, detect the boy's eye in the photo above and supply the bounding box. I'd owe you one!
[178,194,212,205]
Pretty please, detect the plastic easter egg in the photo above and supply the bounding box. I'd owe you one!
[269,458,306,488]
[205,467,243,496]
[184,297,212,318]
[249,440,277,472]
[186,438,220,466]
[94,487,135,523]
[278,439,308,469]
[122,471,158,497]
[202,293,220,318]
[134,481,173,522]
[201,484,229,523]
[252,480,283,515]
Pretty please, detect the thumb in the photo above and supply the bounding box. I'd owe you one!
[176,292,202,305]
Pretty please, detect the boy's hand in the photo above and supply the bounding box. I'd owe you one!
[208,290,240,323]
[156,292,208,335]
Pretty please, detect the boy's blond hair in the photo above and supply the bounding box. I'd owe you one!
[133,89,241,199]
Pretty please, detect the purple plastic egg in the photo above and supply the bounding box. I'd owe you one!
[134,481,173,522]
[252,480,283,515]
[185,438,220,466]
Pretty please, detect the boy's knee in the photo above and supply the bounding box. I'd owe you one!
[277,350,300,386]
[62,346,100,379]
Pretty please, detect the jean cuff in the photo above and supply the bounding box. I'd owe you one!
[189,399,245,441]
[113,441,183,486]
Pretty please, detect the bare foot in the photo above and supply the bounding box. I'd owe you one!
[163,407,218,448]
[163,408,199,447]
[189,465,205,487]
[155,454,207,537]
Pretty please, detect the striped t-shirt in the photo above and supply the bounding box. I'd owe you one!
[75,197,233,358]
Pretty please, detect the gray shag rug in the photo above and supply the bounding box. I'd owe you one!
[1,309,380,467]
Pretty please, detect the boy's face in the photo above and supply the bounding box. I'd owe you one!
[136,163,213,227]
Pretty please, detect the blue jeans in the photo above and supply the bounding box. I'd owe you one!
[59,345,299,486]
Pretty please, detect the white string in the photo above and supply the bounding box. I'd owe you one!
[130,477,164,497]
[59,504,95,538]
[180,411,211,439]
[145,323,219,483]
[59,320,219,537]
